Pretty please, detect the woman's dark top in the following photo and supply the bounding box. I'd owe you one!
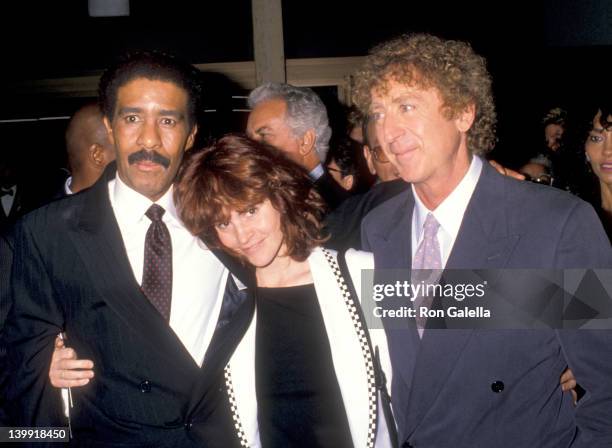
[255,283,354,448]
[595,204,612,244]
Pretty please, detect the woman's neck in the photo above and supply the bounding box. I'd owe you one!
[255,253,313,288]
[600,180,612,212]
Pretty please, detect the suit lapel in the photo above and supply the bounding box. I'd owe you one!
[446,162,521,270]
[405,162,521,434]
[187,273,255,415]
[370,190,414,270]
[67,165,199,371]
[371,192,421,395]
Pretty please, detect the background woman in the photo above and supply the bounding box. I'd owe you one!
[582,102,612,242]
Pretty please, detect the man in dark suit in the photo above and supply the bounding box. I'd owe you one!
[3,51,253,447]
[354,34,612,447]
[246,82,349,210]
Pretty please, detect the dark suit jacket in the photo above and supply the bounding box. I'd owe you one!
[3,166,255,447]
[325,179,409,250]
[362,161,612,448]
[0,231,14,425]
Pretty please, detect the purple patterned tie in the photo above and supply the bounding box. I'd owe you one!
[142,204,172,321]
[412,213,442,337]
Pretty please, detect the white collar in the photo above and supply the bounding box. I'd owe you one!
[309,163,325,181]
[64,176,74,195]
[412,156,483,244]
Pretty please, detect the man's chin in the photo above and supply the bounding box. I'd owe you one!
[129,178,171,201]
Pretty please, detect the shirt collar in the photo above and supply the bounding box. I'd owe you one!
[412,156,483,242]
[309,163,325,181]
[64,176,73,195]
[111,174,180,227]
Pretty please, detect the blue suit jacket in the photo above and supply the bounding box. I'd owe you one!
[362,160,612,448]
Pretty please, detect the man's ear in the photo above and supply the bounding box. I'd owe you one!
[363,145,377,176]
[341,174,354,191]
[185,124,198,151]
[103,116,115,145]
[298,129,316,155]
[456,103,476,133]
[90,144,106,167]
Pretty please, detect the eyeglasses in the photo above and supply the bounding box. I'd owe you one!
[369,145,390,163]
[520,172,554,186]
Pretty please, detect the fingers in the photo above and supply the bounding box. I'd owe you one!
[488,160,505,174]
[49,363,94,388]
[560,378,577,391]
[561,379,577,392]
[54,336,65,349]
[54,347,78,361]
[57,358,94,371]
[503,167,526,180]
[488,160,526,180]
[560,368,577,392]
[571,390,578,405]
[51,376,92,388]
[56,363,95,380]
[49,345,95,388]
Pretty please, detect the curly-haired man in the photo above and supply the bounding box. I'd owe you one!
[356,33,612,448]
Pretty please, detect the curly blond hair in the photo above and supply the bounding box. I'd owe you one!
[353,33,497,155]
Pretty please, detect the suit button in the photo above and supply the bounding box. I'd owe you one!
[139,380,152,393]
[491,380,504,393]
[184,421,193,431]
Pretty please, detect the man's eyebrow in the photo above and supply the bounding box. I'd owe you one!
[392,93,423,104]
[117,106,142,115]
[159,110,185,119]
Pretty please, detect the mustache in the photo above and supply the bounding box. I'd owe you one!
[128,150,171,169]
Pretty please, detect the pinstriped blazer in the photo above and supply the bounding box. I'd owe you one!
[3,164,255,447]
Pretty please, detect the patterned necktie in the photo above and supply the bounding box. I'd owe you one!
[412,212,442,337]
[142,204,172,321]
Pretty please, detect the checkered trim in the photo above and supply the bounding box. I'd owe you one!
[322,248,378,448]
[224,365,250,447]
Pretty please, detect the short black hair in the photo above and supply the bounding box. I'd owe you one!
[325,137,360,178]
[98,51,201,127]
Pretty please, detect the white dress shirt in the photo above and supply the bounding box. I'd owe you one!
[411,156,483,268]
[108,175,228,367]
[1,185,17,216]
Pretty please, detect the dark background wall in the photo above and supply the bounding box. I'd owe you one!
[1,0,610,183]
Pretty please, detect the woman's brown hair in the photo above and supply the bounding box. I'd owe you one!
[174,134,327,262]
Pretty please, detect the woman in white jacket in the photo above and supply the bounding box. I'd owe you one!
[50,135,394,448]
